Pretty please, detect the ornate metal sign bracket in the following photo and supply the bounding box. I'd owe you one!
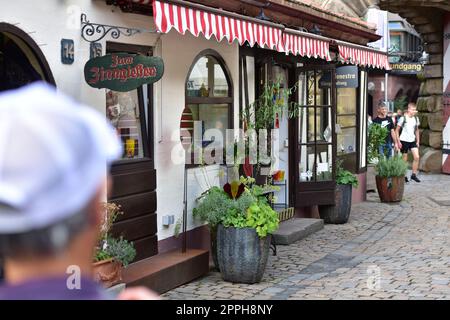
[80,13,159,43]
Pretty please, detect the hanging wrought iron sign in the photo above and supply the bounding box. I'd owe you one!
[84,53,164,92]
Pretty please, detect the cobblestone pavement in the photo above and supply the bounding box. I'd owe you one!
[162,174,450,300]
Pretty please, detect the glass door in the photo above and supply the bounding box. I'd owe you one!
[291,65,337,207]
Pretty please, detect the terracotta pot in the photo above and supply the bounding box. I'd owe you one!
[92,258,122,288]
[375,176,405,202]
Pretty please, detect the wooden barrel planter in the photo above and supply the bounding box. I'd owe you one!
[375,176,405,202]
[216,225,270,284]
[319,184,352,224]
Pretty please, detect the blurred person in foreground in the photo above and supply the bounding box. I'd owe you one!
[0,83,158,300]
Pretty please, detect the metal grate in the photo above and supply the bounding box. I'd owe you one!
[277,207,295,222]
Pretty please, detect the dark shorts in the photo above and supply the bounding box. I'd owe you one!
[400,141,418,153]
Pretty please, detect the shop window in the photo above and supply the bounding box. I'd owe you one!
[187,56,229,98]
[105,43,153,161]
[298,69,334,182]
[184,51,233,164]
[337,87,357,171]
[106,88,147,159]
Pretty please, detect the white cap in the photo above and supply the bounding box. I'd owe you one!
[0,82,122,234]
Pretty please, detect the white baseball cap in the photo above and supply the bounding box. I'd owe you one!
[0,82,122,234]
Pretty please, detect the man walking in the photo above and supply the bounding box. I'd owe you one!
[372,102,399,158]
[396,102,421,183]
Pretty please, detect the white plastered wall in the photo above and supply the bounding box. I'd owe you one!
[1,0,239,241]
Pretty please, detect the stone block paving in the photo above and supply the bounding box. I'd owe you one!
[162,174,450,300]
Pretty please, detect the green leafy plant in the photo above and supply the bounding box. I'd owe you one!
[336,160,358,188]
[393,95,408,112]
[94,236,136,267]
[193,177,279,238]
[241,77,299,177]
[368,123,389,163]
[95,202,136,266]
[375,154,408,178]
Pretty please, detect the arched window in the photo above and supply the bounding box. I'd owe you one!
[0,23,55,92]
[183,50,233,154]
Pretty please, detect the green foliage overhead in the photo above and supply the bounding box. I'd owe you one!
[393,95,408,111]
[193,177,279,238]
[376,154,408,178]
[368,123,389,163]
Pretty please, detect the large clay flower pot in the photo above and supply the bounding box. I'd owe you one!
[216,225,270,284]
[375,176,405,202]
[319,184,352,224]
[92,258,122,288]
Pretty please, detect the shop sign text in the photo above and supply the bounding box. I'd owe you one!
[84,53,164,92]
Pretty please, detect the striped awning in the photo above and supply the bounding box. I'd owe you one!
[337,41,390,70]
[153,0,284,52]
[151,0,389,69]
[283,29,331,61]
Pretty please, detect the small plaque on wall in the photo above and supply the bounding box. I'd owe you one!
[90,42,102,59]
[61,39,74,64]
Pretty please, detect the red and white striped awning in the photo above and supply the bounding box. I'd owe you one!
[338,41,390,70]
[153,0,284,51]
[283,29,331,61]
[151,0,389,69]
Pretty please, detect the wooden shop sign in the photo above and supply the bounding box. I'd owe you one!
[84,53,164,92]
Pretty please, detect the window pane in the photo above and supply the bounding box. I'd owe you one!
[298,71,315,106]
[317,107,332,142]
[316,144,333,181]
[338,115,356,128]
[187,103,229,142]
[316,70,332,106]
[106,89,144,159]
[186,56,229,97]
[337,127,356,155]
[337,88,357,114]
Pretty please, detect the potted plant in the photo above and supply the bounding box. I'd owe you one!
[93,202,136,288]
[319,161,358,224]
[193,177,279,283]
[367,123,389,191]
[375,155,408,202]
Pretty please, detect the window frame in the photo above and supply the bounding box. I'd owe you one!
[184,49,234,167]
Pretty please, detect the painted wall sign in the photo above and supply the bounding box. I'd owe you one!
[84,53,164,92]
[319,66,358,88]
[390,62,423,74]
[61,39,74,64]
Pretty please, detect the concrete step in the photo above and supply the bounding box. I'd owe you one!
[272,218,324,245]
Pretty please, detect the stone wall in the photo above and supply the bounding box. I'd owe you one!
[379,2,447,173]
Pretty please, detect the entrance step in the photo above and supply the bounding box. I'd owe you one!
[122,248,209,294]
[272,218,324,245]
